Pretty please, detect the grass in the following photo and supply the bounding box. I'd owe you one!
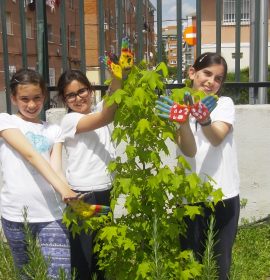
[230,219,270,280]
[1,220,270,279]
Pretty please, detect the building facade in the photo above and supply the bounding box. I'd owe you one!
[200,0,270,71]
[0,0,81,91]
[84,0,156,83]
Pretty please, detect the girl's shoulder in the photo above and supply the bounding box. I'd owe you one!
[0,113,19,130]
[61,111,84,128]
[217,96,235,107]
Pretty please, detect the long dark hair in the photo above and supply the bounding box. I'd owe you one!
[10,68,47,97]
[57,69,93,103]
[193,52,228,87]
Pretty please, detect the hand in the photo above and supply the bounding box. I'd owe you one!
[190,95,218,123]
[62,189,79,203]
[67,198,110,219]
[155,95,190,123]
[99,37,134,79]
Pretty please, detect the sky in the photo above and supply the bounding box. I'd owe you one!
[151,0,196,27]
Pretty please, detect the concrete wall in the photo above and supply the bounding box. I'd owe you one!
[234,105,270,220]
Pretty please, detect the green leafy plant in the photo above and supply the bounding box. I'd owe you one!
[63,61,223,279]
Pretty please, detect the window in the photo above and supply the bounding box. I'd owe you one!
[69,0,74,9]
[223,0,250,24]
[47,24,53,42]
[49,68,55,86]
[70,31,76,47]
[169,44,177,49]
[26,18,33,38]
[6,12,13,35]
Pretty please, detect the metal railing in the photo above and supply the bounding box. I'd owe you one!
[1,0,269,114]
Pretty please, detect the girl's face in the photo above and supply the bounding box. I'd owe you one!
[11,84,45,123]
[188,63,225,95]
[64,80,92,114]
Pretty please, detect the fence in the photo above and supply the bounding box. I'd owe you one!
[0,0,269,114]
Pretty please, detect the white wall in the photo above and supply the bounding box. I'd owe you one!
[202,42,270,72]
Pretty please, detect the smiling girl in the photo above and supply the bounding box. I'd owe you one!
[0,68,78,279]
[178,52,240,280]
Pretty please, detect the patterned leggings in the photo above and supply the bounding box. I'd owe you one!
[1,217,71,279]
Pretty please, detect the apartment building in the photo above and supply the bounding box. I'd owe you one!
[0,0,156,91]
[0,0,81,91]
[162,23,194,73]
[84,0,156,83]
[162,26,178,67]
[200,0,270,71]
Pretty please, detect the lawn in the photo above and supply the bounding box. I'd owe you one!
[230,218,270,280]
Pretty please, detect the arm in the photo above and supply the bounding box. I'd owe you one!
[175,121,197,157]
[76,77,122,133]
[50,142,68,184]
[200,121,231,146]
[0,128,76,201]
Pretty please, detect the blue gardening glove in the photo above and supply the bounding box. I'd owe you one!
[156,95,191,123]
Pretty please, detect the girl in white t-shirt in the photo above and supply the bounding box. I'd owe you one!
[157,53,240,280]
[0,69,78,279]
[57,70,121,280]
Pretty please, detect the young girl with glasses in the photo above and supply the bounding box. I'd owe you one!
[57,69,121,280]
[0,68,78,279]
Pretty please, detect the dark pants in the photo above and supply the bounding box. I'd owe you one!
[70,189,110,280]
[180,195,240,280]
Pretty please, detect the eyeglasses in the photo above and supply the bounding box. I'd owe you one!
[64,88,90,103]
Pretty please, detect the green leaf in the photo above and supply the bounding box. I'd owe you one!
[162,130,175,141]
[155,62,169,77]
[136,261,151,278]
[177,156,192,171]
[99,226,118,241]
[210,188,224,204]
[134,118,151,136]
[184,205,201,220]
[157,167,172,184]
[126,145,137,159]
[119,178,132,194]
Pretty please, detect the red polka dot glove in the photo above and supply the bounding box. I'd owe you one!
[156,95,190,123]
[190,95,218,123]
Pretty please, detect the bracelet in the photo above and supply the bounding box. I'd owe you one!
[199,118,212,127]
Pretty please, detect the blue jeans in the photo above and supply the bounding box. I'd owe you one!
[1,217,71,279]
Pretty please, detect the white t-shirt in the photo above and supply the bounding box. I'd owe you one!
[60,102,116,191]
[0,113,65,222]
[178,96,240,199]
